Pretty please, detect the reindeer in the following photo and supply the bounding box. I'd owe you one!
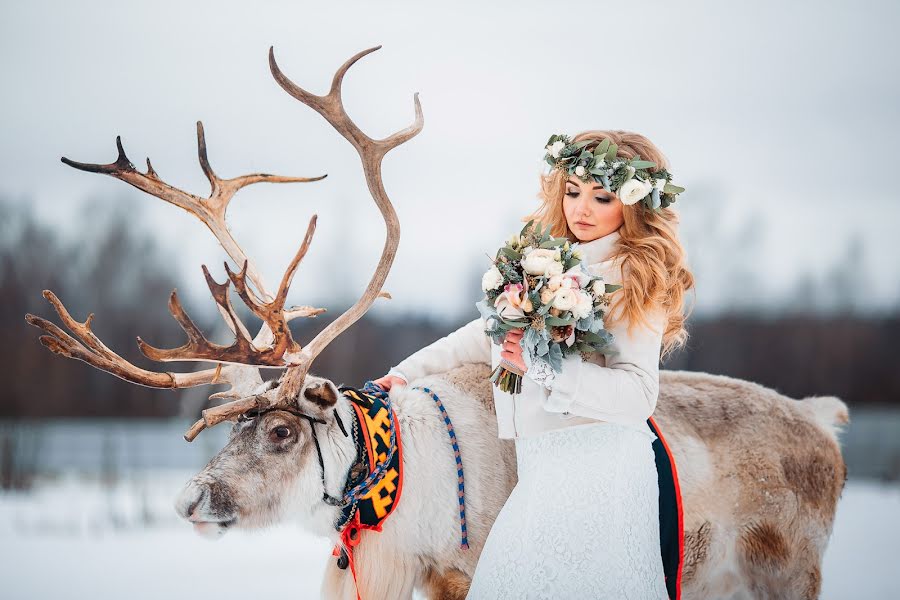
[26,46,849,600]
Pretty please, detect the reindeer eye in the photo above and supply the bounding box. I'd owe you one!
[272,425,292,439]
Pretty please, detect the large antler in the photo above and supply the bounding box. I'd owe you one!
[26,122,327,404]
[184,45,423,438]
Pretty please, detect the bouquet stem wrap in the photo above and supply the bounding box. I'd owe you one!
[490,358,525,395]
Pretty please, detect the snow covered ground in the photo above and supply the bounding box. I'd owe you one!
[1,472,897,599]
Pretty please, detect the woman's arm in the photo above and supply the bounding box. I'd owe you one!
[542,305,666,426]
[387,317,492,384]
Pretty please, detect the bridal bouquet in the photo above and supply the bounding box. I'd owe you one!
[476,220,622,394]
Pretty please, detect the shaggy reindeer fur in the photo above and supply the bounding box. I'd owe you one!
[176,365,848,600]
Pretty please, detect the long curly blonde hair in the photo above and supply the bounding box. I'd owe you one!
[524,130,695,361]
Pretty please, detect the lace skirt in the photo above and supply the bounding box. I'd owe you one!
[466,421,669,600]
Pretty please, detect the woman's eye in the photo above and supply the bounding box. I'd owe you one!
[565,191,578,197]
[595,197,611,204]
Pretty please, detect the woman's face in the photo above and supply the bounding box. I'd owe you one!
[562,176,624,242]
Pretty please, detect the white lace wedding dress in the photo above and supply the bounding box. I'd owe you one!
[465,420,669,599]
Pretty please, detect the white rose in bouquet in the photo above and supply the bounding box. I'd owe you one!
[572,290,594,320]
[590,278,606,297]
[540,287,555,304]
[522,248,562,276]
[546,260,564,276]
[547,274,564,291]
[551,288,579,311]
[617,179,653,206]
[481,265,504,292]
[563,264,591,289]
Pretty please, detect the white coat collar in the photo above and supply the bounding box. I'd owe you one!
[574,227,621,266]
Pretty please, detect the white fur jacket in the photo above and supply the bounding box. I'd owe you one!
[389,228,666,440]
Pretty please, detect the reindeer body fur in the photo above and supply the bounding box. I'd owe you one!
[178,364,848,600]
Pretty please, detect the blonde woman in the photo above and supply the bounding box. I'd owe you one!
[374,130,694,598]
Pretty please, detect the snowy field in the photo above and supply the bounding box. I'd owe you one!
[0,472,897,599]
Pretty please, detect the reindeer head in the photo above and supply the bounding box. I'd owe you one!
[175,375,355,539]
[24,45,422,535]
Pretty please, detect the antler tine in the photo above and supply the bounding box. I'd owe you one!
[24,291,260,393]
[135,214,321,367]
[60,121,325,304]
[264,45,423,404]
[183,394,270,442]
[269,46,424,157]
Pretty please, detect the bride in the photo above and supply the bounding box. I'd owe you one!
[374,130,694,599]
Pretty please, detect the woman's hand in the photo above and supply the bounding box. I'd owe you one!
[501,328,527,373]
[372,374,408,391]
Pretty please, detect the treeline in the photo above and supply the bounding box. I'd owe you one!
[0,198,208,418]
[1,199,897,419]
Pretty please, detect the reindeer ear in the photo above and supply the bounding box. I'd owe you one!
[302,378,339,409]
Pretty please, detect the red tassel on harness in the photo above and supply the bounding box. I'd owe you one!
[332,514,364,600]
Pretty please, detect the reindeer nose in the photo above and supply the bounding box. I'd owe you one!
[175,482,208,521]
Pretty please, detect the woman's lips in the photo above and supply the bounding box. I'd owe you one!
[574,222,592,227]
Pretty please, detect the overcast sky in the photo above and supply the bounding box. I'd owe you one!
[2,0,898,323]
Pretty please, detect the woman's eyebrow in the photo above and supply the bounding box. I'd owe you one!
[568,179,608,192]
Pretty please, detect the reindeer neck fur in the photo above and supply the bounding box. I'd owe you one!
[292,396,360,538]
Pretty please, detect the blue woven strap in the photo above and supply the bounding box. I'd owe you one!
[363,381,469,550]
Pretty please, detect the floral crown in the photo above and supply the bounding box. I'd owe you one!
[543,133,684,210]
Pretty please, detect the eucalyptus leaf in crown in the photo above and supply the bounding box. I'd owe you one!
[476,220,623,394]
[544,133,685,211]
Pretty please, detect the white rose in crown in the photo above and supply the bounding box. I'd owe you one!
[572,290,594,320]
[522,248,563,277]
[617,179,654,205]
[547,140,566,158]
[575,165,586,177]
[481,265,504,292]
[551,288,579,311]
[654,178,667,191]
